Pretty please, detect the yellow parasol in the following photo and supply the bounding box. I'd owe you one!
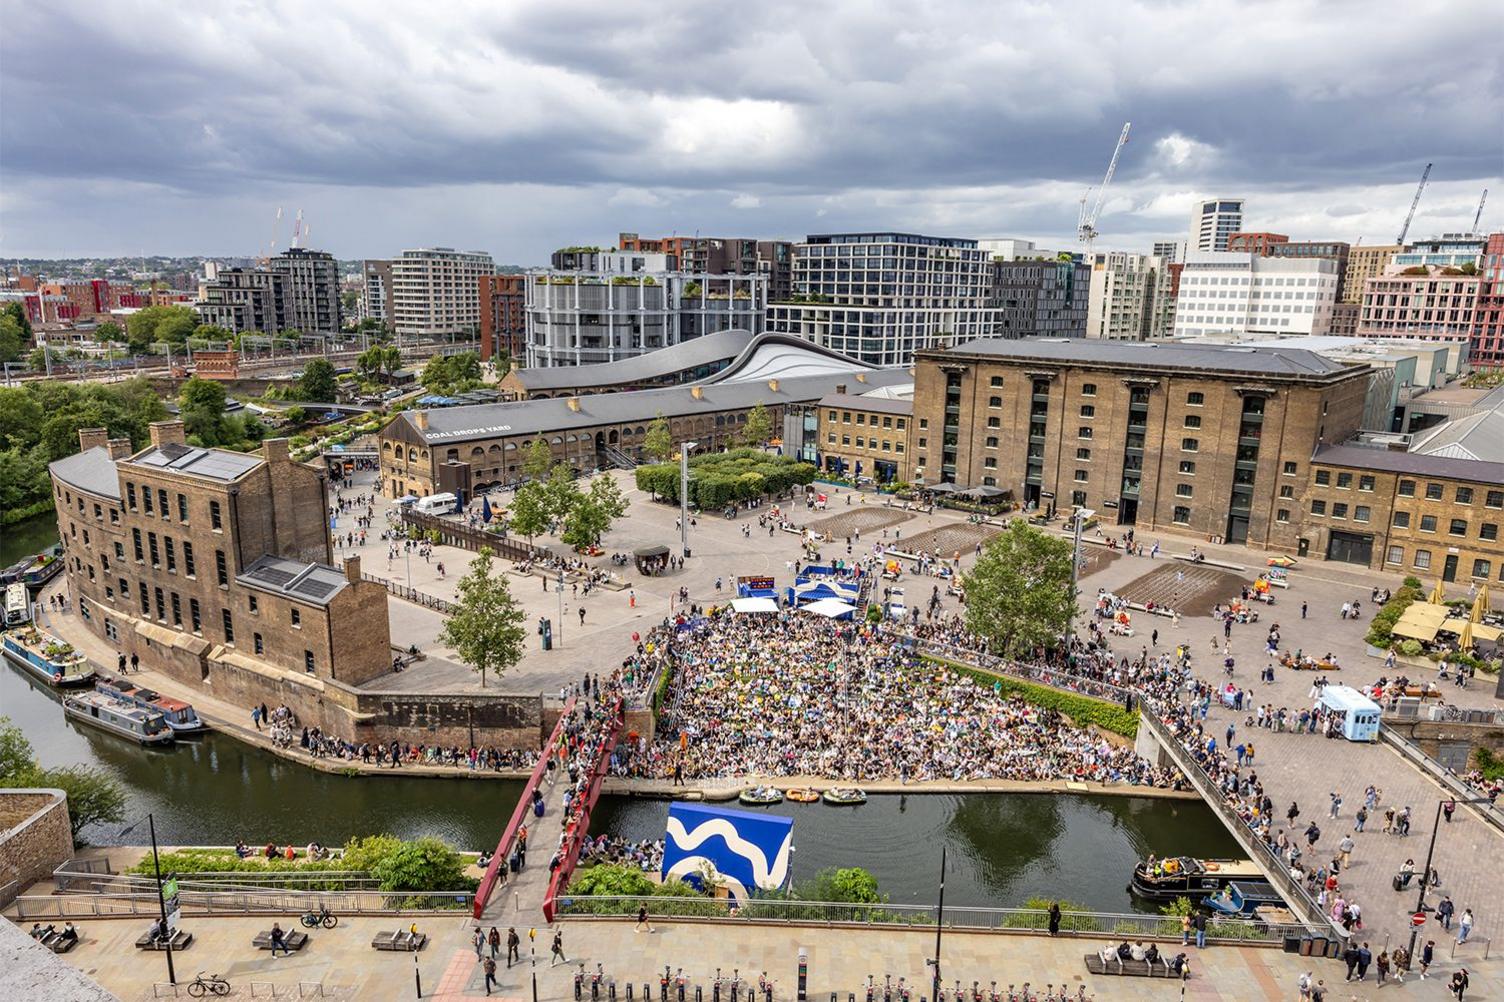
[1430,579,1446,605]
[1458,618,1474,651]
[1473,592,1486,623]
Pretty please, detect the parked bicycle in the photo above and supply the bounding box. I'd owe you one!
[186,971,231,998]
[299,904,339,929]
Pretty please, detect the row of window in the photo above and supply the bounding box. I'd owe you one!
[1391,510,1499,540]
[827,434,904,453]
[827,410,906,430]
[123,482,223,529]
[101,577,315,670]
[1385,547,1500,580]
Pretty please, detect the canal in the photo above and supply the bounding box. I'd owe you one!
[1,512,59,567]
[2,626,1240,913]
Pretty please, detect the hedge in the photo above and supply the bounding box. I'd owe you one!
[921,655,1138,737]
[1364,585,1422,648]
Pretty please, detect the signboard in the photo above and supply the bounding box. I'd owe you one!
[1411,911,1427,927]
[661,803,793,900]
[737,576,775,592]
[162,877,181,932]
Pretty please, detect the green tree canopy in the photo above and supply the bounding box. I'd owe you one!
[643,412,673,462]
[0,717,126,845]
[421,352,484,395]
[507,479,552,543]
[561,473,630,549]
[738,401,773,448]
[522,438,552,481]
[94,320,124,344]
[436,547,528,687]
[179,377,231,446]
[299,357,337,401]
[962,521,1076,658]
[125,304,198,353]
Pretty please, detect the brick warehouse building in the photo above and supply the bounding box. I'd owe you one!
[911,339,1371,550]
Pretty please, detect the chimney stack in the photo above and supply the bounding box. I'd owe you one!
[78,428,109,453]
[148,420,186,449]
[414,411,429,431]
[107,438,134,460]
[343,554,362,584]
[566,397,581,412]
[261,438,290,463]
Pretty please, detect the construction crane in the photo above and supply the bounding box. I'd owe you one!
[1077,122,1131,253]
[1395,162,1432,245]
[1472,189,1488,235]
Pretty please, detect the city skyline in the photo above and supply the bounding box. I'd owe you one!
[1,0,1501,261]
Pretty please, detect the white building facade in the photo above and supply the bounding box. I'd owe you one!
[391,248,495,340]
[1083,252,1174,341]
[1188,198,1246,253]
[1172,252,1338,338]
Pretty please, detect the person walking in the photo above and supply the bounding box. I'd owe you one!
[1297,971,1312,1001]
[483,956,498,996]
[1450,968,1470,1000]
[473,926,486,959]
[1301,601,1308,619]
[1287,801,1300,827]
[1329,791,1342,818]
[506,927,520,968]
[488,925,500,959]
[1375,950,1390,985]
[1342,943,1359,982]
[550,929,567,966]
[1458,907,1474,944]
[635,904,654,934]
[1420,940,1435,979]
[1356,943,1372,981]
[1443,797,1457,823]
[1047,901,1062,936]
[1192,910,1207,949]
[1438,895,1455,931]
[1338,834,1354,869]
[252,705,262,730]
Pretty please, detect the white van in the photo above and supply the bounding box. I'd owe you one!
[414,492,458,515]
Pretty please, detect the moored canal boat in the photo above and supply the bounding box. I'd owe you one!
[1,626,96,687]
[94,675,207,734]
[62,691,175,746]
[1129,856,1265,902]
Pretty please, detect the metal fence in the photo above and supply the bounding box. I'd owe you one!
[13,885,473,919]
[1385,698,1504,725]
[554,895,1306,944]
[400,508,542,562]
[908,638,1135,704]
[362,573,455,613]
[1380,727,1504,836]
[55,866,381,895]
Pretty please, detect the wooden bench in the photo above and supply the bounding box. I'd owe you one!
[1083,954,1182,978]
[135,929,193,951]
[46,932,81,954]
[371,930,429,952]
[252,929,309,952]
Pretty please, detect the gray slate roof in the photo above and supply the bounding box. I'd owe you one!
[48,446,122,500]
[817,393,914,416]
[237,555,350,606]
[1311,443,1504,484]
[397,367,912,445]
[124,442,263,482]
[939,337,1361,379]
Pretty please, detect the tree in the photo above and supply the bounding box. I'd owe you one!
[522,438,552,481]
[0,389,43,451]
[436,547,527,688]
[299,357,337,401]
[1,301,32,339]
[543,462,583,524]
[369,836,472,891]
[962,521,1076,658]
[94,320,124,344]
[739,401,773,449]
[561,473,630,549]
[643,412,673,462]
[0,717,33,780]
[0,718,125,845]
[421,352,483,395]
[179,377,230,446]
[508,480,552,544]
[125,305,198,353]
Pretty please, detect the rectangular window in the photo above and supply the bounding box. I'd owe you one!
[132,528,143,562]
[1482,523,1498,542]
[983,457,997,469]
[1279,485,1294,499]
[1392,511,1410,528]
[1414,549,1432,570]
[1080,383,1096,396]
[1183,415,1201,429]
[1398,479,1416,497]
[989,376,1002,388]
[1178,460,1196,475]
[1425,483,1444,501]
[142,488,153,515]
[118,577,128,598]
[222,609,234,644]
[158,488,168,516]
[1079,404,1094,417]
[248,594,258,613]
[210,500,222,530]
[148,532,159,566]
[164,538,175,572]
[1283,461,1298,475]
[1354,506,1370,523]
[304,650,315,674]
[1473,559,1492,579]
[1076,447,1091,460]
[1386,545,1404,565]
[1077,426,1092,439]
[1315,470,1331,486]
[1336,472,1352,489]
[171,592,181,627]
[1276,509,1290,523]
[1074,469,1088,482]
[190,598,201,633]
[183,542,195,577]
[1456,487,1474,505]
[126,483,137,509]
[1172,506,1191,525]
[1331,502,1349,519]
[291,609,301,628]
[1181,438,1199,452]
[1310,500,1326,515]
[138,581,149,615]
[1420,514,1437,532]
[1175,484,1193,498]
[178,494,189,522]
[1187,392,1204,406]
[1359,475,1375,492]
[1487,490,1503,509]
[254,633,264,655]
[154,587,165,621]
[216,550,228,587]
[1449,519,1467,536]
[987,437,1000,449]
[986,417,1000,428]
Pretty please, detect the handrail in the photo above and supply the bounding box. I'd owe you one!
[542,700,624,923]
[1379,726,1504,836]
[472,695,577,919]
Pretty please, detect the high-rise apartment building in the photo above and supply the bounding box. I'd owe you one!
[977,238,1059,261]
[1188,198,1246,252]
[195,267,287,334]
[1082,252,1173,341]
[361,260,394,324]
[1227,232,1290,255]
[988,258,1089,337]
[1474,233,1504,368]
[1343,245,1402,304]
[1356,267,1480,343]
[616,233,794,305]
[765,233,997,367]
[1172,252,1338,338]
[1152,241,1181,263]
[478,273,525,362]
[1393,234,1486,270]
[1229,235,1353,301]
[266,248,340,334]
[525,251,766,368]
[390,248,494,340]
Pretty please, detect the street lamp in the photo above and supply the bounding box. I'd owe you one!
[1068,507,1095,635]
[679,441,699,558]
[117,812,175,984]
[1405,796,1492,962]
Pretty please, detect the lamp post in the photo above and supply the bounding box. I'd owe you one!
[679,441,699,558]
[1405,796,1490,962]
[118,812,175,984]
[1068,508,1094,636]
[929,845,947,1002]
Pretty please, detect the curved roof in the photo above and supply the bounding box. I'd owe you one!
[49,446,122,500]
[513,330,874,392]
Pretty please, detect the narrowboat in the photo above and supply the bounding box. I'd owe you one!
[2,626,96,687]
[0,545,65,591]
[3,582,30,629]
[1129,856,1265,902]
[62,691,175,746]
[1201,880,1285,916]
[94,675,207,734]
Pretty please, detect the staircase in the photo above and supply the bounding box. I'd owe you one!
[602,444,638,470]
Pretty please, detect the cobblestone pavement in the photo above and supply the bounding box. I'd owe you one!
[1113,563,1245,618]
[895,524,1003,559]
[807,506,915,536]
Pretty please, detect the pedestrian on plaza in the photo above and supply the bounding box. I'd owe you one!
[1337,834,1354,869]
[473,925,485,959]
[252,705,262,730]
[1191,910,1207,949]
[506,927,520,967]
[1444,797,1457,823]
[550,929,566,966]
[117,653,126,674]
[1297,971,1312,1001]
[1356,943,1371,980]
[1458,907,1474,944]
[1354,806,1367,832]
[269,922,290,957]
[579,606,586,627]
[1301,601,1308,619]
[1180,912,1191,946]
[635,904,654,934]
[488,925,500,959]
[1376,950,1390,985]
[1151,628,1158,647]
[1287,801,1300,827]
[1305,821,1321,847]
[483,956,498,995]
[1329,791,1342,818]
[130,652,139,673]
[1438,896,1455,930]
[1342,943,1359,981]
[1310,979,1326,1002]
[1398,805,1412,836]
[1450,968,1470,1000]
[1383,806,1396,833]
[1048,901,1061,936]
[1420,940,1435,979]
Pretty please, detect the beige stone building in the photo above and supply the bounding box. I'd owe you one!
[816,392,914,484]
[1344,245,1402,304]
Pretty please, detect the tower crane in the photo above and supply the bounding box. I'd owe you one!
[1472,189,1488,235]
[1395,162,1432,245]
[1077,122,1131,253]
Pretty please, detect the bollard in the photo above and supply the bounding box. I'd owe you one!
[765,987,773,1002]
[645,984,653,1002]
[697,988,703,1002]
[594,979,602,1001]
[627,983,634,1001]
[714,985,721,1002]
[612,984,618,1002]
[679,982,686,1002]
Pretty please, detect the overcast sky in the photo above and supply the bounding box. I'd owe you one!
[2,0,1501,264]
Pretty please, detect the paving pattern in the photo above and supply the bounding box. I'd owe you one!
[1114,563,1247,618]
[807,506,915,537]
[897,524,1004,559]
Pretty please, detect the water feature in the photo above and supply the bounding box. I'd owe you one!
[1,512,59,566]
[2,659,1240,912]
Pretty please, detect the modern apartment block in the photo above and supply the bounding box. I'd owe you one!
[391,248,495,340]
[361,260,394,325]
[1393,234,1486,270]
[617,233,795,302]
[1082,252,1173,341]
[195,267,287,335]
[1356,267,1480,342]
[265,248,341,334]
[1228,235,1354,302]
[1171,252,1338,338]
[977,238,1060,261]
[1152,241,1181,263]
[765,233,998,367]
[478,273,526,362]
[910,338,1369,549]
[1474,233,1504,368]
[1343,245,1402,304]
[1188,198,1245,252]
[1227,232,1290,256]
[525,251,766,368]
[988,257,1089,338]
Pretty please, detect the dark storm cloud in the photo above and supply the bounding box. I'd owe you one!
[1,0,1499,259]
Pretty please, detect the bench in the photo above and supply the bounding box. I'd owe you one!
[371,930,429,952]
[135,930,193,951]
[252,929,309,952]
[46,932,81,954]
[1083,954,1182,978]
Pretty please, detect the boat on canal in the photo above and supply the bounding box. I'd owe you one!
[3,582,30,629]
[62,691,175,746]
[93,675,207,734]
[739,785,784,806]
[2,626,96,687]
[1129,856,1265,902]
[783,787,820,803]
[0,545,65,592]
[822,787,867,806]
[1200,880,1285,915]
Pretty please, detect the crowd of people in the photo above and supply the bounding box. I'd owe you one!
[613,613,1180,787]
[578,833,664,871]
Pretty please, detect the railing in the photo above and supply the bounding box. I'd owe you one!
[362,573,455,613]
[473,695,577,919]
[909,638,1136,704]
[55,867,381,895]
[1385,699,1504,725]
[554,895,1306,944]
[400,508,542,562]
[542,700,625,923]
[0,879,17,910]
[1379,726,1504,836]
[12,886,474,919]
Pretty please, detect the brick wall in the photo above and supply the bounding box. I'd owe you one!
[0,790,74,890]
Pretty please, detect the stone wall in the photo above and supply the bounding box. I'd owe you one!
[0,789,74,891]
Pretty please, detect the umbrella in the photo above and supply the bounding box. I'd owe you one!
[1459,618,1474,650]
[927,483,963,494]
[964,485,1006,499]
[1430,579,1445,605]
[800,598,857,619]
[1472,592,1485,623]
[481,497,493,523]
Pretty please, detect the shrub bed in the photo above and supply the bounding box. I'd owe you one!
[921,656,1138,737]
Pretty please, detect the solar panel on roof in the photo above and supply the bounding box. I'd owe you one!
[292,578,339,599]
[252,567,297,586]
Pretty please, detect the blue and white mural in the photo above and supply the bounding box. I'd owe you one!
[661,803,794,900]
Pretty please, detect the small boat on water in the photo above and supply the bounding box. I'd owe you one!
[3,582,31,629]
[0,545,65,591]
[1129,856,1265,902]
[1201,880,1285,916]
[94,675,207,734]
[63,691,175,746]
[739,785,784,806]
[822,787,867,806]
[783,788,820,803]
[2,626,96,687]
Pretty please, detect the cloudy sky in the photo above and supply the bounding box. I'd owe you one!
[2,0,1500,264]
